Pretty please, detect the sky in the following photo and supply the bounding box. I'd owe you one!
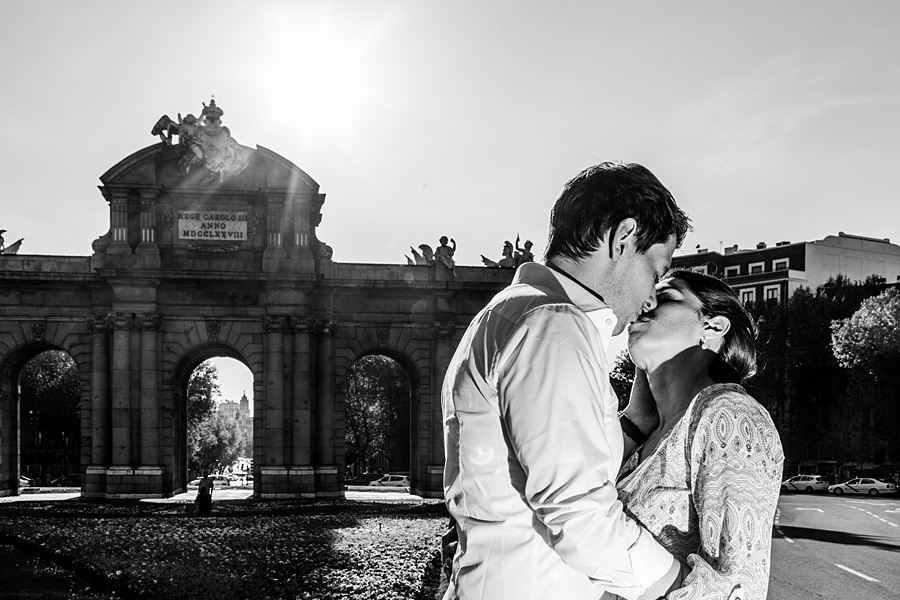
[3,1,899,399]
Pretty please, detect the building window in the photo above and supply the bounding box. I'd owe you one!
[724,266,740,278]
[693,264,708,275]
[764,285,781,304]
[749,262,765,275]
[774,259,788,271]
[740,288,756,304]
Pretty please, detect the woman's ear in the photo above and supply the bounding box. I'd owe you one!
[701,315,731,352]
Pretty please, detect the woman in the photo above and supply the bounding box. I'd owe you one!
[615,269,784,599]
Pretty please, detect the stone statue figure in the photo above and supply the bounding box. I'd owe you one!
[408,245,435,266]
[405,237,456,276]
[514,235,534,266]
[434,236,457,277]
[150,98,250,185]
[481,240,516,268]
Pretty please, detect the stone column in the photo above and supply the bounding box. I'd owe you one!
[87,315,111,466]
[107,191,131,254]
[290,317,313,466]
[315,320,335,464]
[136,190,160,258]
[261,316,288,493]
[110,312,133,466]
[138,313,160,466]
[430,321,457,496]
[267,199,284,248]
[315,319,336,492]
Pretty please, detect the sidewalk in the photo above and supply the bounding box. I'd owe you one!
[1,486,426,504]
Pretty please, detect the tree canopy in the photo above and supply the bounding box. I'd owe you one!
[831,287,900,372]
[344,355,410,474]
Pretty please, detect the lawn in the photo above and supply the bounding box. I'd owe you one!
[0,498,449,600]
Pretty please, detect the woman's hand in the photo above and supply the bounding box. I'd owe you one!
[624,368,659,435]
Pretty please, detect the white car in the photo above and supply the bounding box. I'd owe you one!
[781,475,829,493]
[828,478,896,496]
[187,474,237,488]
[368,474,410,488]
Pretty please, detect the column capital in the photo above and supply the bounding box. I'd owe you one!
[289,316,315,333]
[86,314,112,333]
[136,312,161,331]
[109,311,134,331]
[262,315,288,333]
[312,319,335,335]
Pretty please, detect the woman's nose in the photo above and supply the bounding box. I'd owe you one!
[642,293,658,313]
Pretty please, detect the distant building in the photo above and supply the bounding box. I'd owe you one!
[673,232,900,303]
[217,392,253,457]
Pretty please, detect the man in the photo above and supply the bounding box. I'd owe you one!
[441,162,691,600]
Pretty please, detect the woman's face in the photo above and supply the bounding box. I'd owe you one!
[627,278,707,369]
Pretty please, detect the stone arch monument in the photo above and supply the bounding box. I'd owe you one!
[0,100,513,499]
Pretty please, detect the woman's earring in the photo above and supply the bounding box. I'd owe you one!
[698,338,705,349]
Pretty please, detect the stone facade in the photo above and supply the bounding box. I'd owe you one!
[0,137,513,499]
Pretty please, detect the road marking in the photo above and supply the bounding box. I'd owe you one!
[773,508,793,543]
[886,509,900,514]
[835,564,879,582]
[796,508,823,512]
[847,505,899,528]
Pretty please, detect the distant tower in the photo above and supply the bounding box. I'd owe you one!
[239,391,249,413]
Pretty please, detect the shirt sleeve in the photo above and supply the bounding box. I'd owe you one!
[496,305,676,600]
[671,391,785,600]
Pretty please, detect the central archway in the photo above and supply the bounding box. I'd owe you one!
[171,343,255,493]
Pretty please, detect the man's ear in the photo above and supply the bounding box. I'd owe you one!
[701,315,731,352]
[608,218,638,261]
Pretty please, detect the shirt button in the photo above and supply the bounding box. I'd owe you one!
[606,318,613,325]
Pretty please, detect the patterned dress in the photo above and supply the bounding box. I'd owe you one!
[615,384,784,600]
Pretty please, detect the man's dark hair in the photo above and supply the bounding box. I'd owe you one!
[544,162,691,261]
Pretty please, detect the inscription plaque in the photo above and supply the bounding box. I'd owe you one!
[178,210,248,241]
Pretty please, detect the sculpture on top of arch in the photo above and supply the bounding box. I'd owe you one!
[151,98,251,185]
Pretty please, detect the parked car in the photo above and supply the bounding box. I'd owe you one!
[19,476,35,487]
[345,473,384,486]
[368,474,410,488]
[828,478,897,496]
[781,475,830,493]
[188,474,237,488]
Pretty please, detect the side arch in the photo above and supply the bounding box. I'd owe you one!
[332,322,443,496]
[0,321,91,496]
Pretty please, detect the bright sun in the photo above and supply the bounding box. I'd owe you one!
[263,5,402,149]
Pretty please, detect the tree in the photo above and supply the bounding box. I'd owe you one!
[830,287,900,463]
[831,287,900,372]
[344,355,410,474]
[19,350,81,481]
[189,411,247,475]
[609,350,635,411]
[187,361,220,428]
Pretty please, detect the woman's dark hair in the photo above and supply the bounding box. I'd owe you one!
[544,162,692,261]
[665,269,758,382]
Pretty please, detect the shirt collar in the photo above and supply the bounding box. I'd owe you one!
[512,262,618,342]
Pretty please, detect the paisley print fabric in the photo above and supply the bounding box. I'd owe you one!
[616,384,784,599]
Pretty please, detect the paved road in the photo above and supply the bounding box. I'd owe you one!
[770,492,900,599]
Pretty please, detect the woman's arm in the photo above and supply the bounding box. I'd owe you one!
[621,368,659,458]
[671,391,784,599]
